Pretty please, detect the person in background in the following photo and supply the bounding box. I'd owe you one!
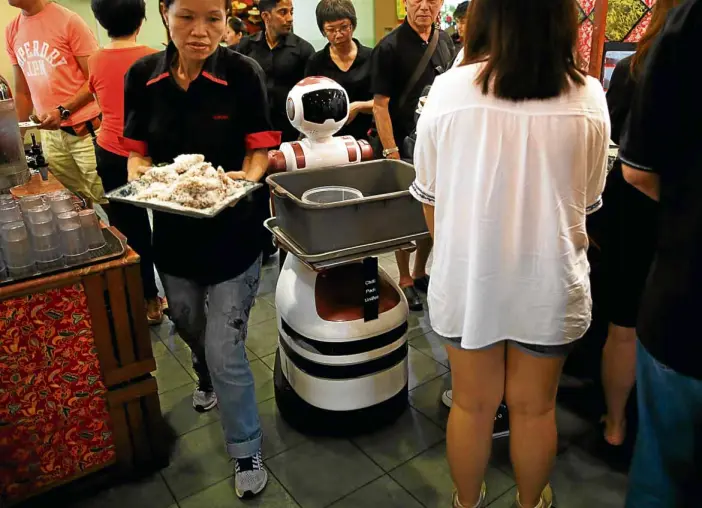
[619,0,702,505]
[224,16,246,48]
[238,0,315,143]
[599,0,681,450]
[5,0,105,205]
[305,0,373,141]
[0,73,11,99]
[124,0,280,497]
[371,0,454,312]
[451,1,469,52]
[88,0,164,325]
[411,0,609,506]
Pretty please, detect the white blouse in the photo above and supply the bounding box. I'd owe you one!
[411,63,610,349]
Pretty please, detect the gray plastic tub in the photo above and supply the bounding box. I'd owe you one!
[266,159,428,255]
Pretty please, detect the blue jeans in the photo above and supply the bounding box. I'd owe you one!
[161,257,262,459]
[626,341,702,508]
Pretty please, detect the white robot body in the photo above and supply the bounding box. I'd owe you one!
[268,76,374,173]
[270,77,409,435]
[279,136,368,172]
[274,255,410,431]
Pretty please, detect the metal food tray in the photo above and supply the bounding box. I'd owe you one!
[0,227,126,286]
[106,180,262,219]
[265,217,428,270]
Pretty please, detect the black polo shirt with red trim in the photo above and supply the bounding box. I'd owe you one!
[123,43,280,285]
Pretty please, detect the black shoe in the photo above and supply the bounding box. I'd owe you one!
[413,274,430,293]
[402,286,423,311]
[493,404,510,439]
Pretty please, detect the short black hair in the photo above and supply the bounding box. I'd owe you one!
[227,16,246,34]
[259,0,283,13]
[454,1,469,20]
[315,0,357,33]
[91,0,146,38]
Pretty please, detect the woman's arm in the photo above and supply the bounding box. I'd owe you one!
[127,152,153,181]
[229,148,268,182]
[423,204,435,239]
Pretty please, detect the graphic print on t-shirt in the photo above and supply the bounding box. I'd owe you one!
[14,40,68,78]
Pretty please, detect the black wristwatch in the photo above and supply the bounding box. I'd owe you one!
[57,105,71,120]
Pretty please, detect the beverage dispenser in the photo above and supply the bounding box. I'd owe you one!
[0,99,31,193]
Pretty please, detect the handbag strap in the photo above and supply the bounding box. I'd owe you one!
[397,29,440,110]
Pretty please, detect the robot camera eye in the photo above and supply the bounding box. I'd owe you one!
[301,89,348,125]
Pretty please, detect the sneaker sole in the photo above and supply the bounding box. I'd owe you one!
[441,393,452,408]
[193,399,218,413]
[235,470,268,499]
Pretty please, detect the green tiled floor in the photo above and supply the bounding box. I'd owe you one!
[68,259,628,508]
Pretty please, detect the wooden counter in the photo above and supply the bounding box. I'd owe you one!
[0,180,168,504]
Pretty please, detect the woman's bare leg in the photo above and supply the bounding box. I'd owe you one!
[601,323,637,445]
[505,344,566,508]
[446,343,506,507]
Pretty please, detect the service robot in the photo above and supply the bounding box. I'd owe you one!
[268,77,411,435]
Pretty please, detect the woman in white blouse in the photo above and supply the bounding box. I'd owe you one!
[410,0,610,507]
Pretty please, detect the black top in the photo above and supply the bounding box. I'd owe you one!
[305,40,373,141]
[238,31,315,143]
[597,55,658,328]
[370,21,455,153]
[619,0,702,380]
[123,44,278,285]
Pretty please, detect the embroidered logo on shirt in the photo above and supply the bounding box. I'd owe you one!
[15,41,68,77]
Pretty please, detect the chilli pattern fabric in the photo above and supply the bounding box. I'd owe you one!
[0,284,115,501]
[577,0,656,68]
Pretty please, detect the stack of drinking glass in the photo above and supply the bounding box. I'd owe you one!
[0,191,106,280]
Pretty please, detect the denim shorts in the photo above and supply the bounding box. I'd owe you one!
[440,336,578,358]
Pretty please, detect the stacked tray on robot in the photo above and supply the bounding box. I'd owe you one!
[266,159,428,255]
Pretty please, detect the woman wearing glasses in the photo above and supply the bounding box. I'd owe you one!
[305,0,373,141]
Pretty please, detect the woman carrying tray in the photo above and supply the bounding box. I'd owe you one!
[123,0,280,499]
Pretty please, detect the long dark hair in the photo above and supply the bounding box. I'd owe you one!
[631,0,682,77]
[463,0,584,101]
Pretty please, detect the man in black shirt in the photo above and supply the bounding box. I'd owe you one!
[619,1,702,505]
[238,0,315,142]
[370,0,454,310]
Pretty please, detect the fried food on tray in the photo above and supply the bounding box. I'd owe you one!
[132,154,249,210]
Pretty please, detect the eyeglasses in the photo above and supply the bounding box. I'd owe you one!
[324,23,352,36]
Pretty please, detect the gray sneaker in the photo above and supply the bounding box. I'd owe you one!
[192,388,218,413]
[235,449,268,499]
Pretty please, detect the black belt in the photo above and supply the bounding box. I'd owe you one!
[60,115,101,138]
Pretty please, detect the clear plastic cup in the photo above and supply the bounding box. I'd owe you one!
[0,202,22,225]
[49,194,75,215]
[0,247,6,280]
[26,205,56,230]
[1,221,35,275]
[34,245,63,263]
[301,186,364,205]
[56,211,82,231]
[31,229,61,252]
[19,195,45,215]
[0,194,15,205]
[59,227,88,258]
[78,209,106,250]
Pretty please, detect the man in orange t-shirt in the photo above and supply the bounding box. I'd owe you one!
[5,0,105,203]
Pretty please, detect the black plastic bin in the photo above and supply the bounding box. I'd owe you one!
[266,160,428,255]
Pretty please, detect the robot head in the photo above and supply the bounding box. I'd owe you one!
[286,77,349,140]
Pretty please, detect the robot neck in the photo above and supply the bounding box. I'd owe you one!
[307,134,335,144]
